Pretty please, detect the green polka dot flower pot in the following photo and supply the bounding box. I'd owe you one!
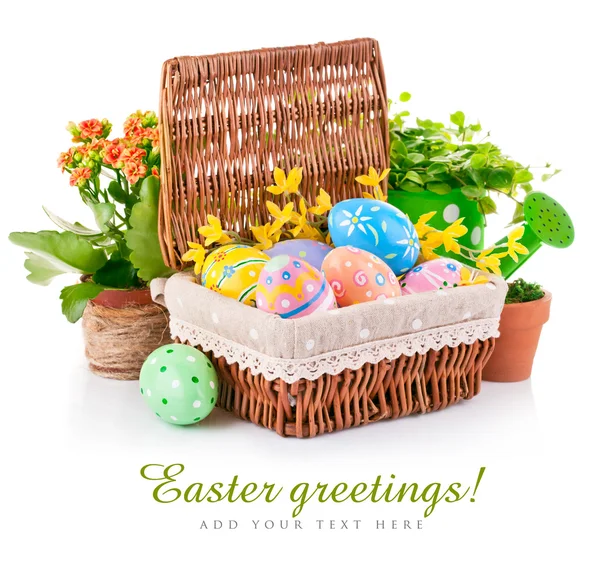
[387,188,485,262]
[139,344,219,426]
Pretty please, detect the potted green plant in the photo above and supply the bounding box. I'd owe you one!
[482,279,551,382]
[9,112,173,379]
[386,92,560,261]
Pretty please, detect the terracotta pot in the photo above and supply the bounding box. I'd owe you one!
[483,290,552,383]
[92,287,153,308]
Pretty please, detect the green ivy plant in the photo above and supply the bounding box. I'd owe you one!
[388,93,561,224]
[9,112,173,323]
[505,278,545,304]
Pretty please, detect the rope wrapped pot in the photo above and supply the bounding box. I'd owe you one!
[82,288,170,380]
[157,38,503,437]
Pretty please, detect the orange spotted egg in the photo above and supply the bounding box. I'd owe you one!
[321,246,401,307]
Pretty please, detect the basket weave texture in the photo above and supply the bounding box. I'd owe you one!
[158,38,497,437]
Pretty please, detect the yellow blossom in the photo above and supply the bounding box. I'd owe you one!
[250,223,282,250]
[441,218,468,254]
[414,211,437,239]
[266,167,303,196]
[289,199,308,237]
[297,223,326,242]
[420,231,444,260]
[308,189,332,215]
[198,215,232,247]
[363,185,387,202]
[181,242,206,275]
[355,167,390,187]
[506,225,529,262]
[475,248,506,276]
[266,201,294,226]
[459,266,489,286]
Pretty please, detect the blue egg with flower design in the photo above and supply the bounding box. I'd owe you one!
[328,198,420,275]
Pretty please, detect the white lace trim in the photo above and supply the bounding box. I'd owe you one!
[170,317,500,383]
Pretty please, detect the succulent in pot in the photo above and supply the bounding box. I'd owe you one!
[482,279,551,382]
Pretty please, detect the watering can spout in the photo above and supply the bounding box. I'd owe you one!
[495,191,574,279]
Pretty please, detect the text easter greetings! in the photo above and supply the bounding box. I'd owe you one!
[140,463,486,518]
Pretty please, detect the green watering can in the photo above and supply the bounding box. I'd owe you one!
[496,191,575,278]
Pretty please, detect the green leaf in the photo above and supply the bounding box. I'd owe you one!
[391,140,408,157]
[108,180,128,204]
[479,196,497,214]
[403,170,424,185]
[487,168,513,189]
[9,230,107,284]
[125,176,174,283]
[542,169,561,182]
[93,253,139,288]
[399,92,411,102]
[43,207,102,237]
[399,182,424,193]
[426,163,447,175]
[471,154,487,169]
[511,202,525,225]
[429,156,451,163]
[60,282,107,323]
[513,169,534,183]
[23,252,65,286]
[461,185,486,200]
[427,182,452,195]
[407,153,425,164]
[450,111,465,127]
[89,202,116,233]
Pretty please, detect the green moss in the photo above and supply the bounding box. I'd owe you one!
[505,278,545,304]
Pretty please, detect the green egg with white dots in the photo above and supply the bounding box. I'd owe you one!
[139,344,219,425]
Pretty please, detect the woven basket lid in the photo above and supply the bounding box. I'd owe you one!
[158,38,389,269]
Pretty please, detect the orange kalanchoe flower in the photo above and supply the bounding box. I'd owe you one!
[78,119,104,140]
[103,140,125,166]
[123,161,148,184]
[69,167,92,187]
[57,149,74,172]
[124,114,143,136]
[119,147,146,165]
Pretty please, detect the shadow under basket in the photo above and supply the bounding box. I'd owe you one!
[177,338,495,438]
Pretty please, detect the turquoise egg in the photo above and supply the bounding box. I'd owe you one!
[328,198,420,275]
[139,344,219,426]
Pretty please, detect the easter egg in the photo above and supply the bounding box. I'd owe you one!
[328,198,420,275]
[140,344,219,426]
[400,258,463,295]
[255,254,336,319]
[265,239,333,270]
[201,244,269,306]
[322,246,401,307]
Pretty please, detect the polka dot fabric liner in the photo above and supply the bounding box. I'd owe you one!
[152,273,507,381]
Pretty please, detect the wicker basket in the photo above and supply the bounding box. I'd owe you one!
[156,38,503,438]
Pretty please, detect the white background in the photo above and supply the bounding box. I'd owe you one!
[1,1,599,583]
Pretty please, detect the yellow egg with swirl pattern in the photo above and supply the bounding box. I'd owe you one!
[201,244,269,306]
